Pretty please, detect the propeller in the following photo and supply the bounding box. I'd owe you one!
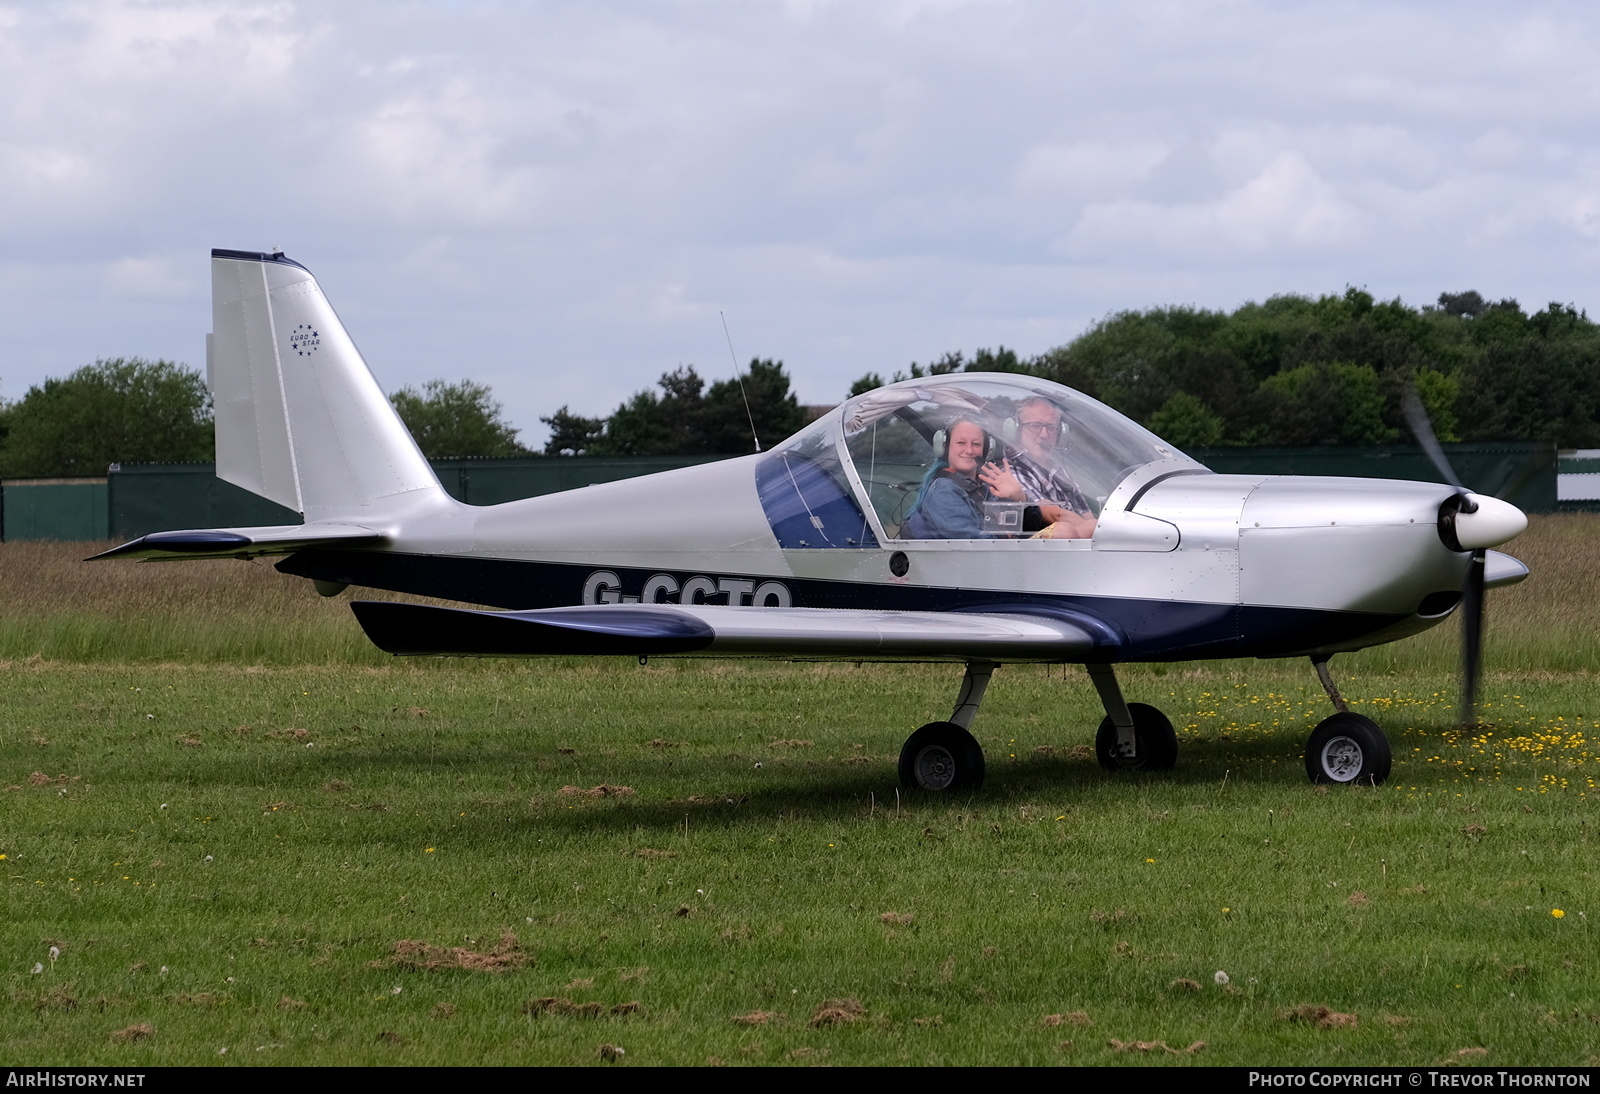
[1402,388,1472,499]
[1400,389,1525,729]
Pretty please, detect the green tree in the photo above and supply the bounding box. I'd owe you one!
[1437,290,1488,319]
[390,379,527,458]
[889,351,967,383]
[848,347,1040,398]
[966,346,1033,374]
[849,372,886,396]
[1257,362,1394,445]
[1147,392,1226,448]
[1037,306,1226,422]
[586,360,804,456]
[590,366,710,456]
[1413,368,1460,442]
[1452,302,1600,447]
[1030,344,1102,399]
[2,358,213,477]
[705,359,805,453]
[539,406,607,456]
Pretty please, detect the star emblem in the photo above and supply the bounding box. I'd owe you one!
[290,324,321,356]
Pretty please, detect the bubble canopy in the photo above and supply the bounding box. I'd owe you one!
[755,374,1197,546]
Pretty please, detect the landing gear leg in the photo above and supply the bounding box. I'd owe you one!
[948,660,993,731]
[1088,663,1177,771]
[1305,655,1391,785]
[897,661,992,792]
[1311,654,1349,713]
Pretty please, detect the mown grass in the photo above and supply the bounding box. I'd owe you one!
[2,520,1598,1066]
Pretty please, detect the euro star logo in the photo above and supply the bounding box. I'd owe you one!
[290,324,321,356]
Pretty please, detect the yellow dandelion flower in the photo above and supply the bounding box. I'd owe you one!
[1552,909,1565,918]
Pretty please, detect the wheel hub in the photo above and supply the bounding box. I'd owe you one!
[1319,735,1364,782]
[914,745,956,790]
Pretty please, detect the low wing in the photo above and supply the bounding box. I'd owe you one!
[350,601,1118,663]
[89,523,386,561]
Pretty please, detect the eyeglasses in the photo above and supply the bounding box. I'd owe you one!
[1019,421,1061,435]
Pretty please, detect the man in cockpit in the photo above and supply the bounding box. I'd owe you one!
[978,397,1097,538]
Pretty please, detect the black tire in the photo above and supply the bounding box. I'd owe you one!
[1305,713,1391,786]
[1095,703,1178,771]
[898,721,985,792]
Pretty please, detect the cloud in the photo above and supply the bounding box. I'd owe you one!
[0,0,311,235]
[104,254,192,299]
[338,78,542,227]
[1014,141,1170,198]
[1066,151,1361,260]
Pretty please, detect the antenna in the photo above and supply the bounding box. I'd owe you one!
[720,311,761,453]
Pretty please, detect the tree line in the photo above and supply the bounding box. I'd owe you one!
[4,286,1597,477]
[0,355,800,477]
[0,360,527,478]
[856,289,1600,449]
[538,359,803,456]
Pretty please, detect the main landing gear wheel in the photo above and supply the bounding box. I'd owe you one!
[898,721,985,792]
[1095,703,1178,771]
[1305,713,1391,786]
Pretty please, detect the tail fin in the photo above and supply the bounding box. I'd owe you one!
[208,249,444,519]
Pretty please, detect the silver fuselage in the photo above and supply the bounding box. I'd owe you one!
[279,455,1480,662]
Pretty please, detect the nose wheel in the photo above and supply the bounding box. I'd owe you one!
[1305,657,1391,785]
[1305,712,1391,785]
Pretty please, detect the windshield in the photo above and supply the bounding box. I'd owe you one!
[834,375,1191,541]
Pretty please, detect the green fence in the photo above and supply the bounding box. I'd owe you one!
[0,478,109,541]
[0,444,1569,543]
[107,464,301,540]
[100,456,728,541]
[425,455,728,507]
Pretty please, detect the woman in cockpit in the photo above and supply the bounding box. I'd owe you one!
[903,419,991,539]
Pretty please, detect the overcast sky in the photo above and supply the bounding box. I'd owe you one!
[4,0,1600,445]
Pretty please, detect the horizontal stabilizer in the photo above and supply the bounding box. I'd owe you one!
[89,523,386,561]
[351,601,1109,662]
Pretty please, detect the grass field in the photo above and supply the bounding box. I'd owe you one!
[2,520,1598,1066]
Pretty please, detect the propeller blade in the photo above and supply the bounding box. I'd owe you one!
[1402,387,1468,495]
[1460,550,1486,729]
[1401,387,1505,730]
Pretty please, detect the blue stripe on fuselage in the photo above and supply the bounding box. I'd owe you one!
[277,548,1405,661]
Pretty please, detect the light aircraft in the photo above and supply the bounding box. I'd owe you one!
[97,248,1532,792]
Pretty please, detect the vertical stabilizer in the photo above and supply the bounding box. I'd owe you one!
[209,249,443,519]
